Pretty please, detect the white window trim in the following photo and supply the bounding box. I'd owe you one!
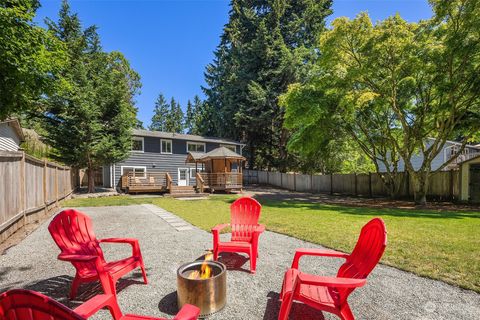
[160,139,173,154]
[221,144,236,152]
[190,167,204,179]
[121,166,147,178]
[186,141,206,153]
[132,137,144,153]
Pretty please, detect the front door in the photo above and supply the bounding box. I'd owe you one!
[469,164,480,203]
[178,168,189,186]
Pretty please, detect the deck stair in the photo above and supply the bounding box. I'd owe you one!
[168,185,209,198]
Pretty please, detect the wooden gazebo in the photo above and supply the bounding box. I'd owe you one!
[186,146,245,192]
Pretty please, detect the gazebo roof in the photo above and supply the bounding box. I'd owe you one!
[186,146,246,163]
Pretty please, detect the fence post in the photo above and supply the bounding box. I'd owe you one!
[450,169,455,200]
[310,174,313,193]
[294,172,297,191]
[368,172,373,198]
[43,159,48,215]
[330,174,333,195]
[354,172,358,196]
[406,171,410,198]
[280,172,283,188]
[55,166,59,206]
[20,152,26,223]
[267,170,270,185]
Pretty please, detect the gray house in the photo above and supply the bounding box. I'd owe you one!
[103,129,244,189]
[377,138,480,172]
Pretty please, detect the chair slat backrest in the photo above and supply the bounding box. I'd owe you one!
[230,197,262,242]
[336,218,387,303]
[0,290,84,320]
[48,209,105,274]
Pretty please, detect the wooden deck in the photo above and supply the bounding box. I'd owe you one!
[196,172,243,192]
[121,172,172,193]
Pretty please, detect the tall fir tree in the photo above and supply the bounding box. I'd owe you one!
[43,0,140,192]
[149,93,169,131]
[185,99,195,134]
[164,97,184,133]
[203,0,333,170]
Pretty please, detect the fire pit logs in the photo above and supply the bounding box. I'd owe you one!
[177,257,226,317]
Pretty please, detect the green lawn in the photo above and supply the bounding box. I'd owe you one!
[63,195,480,292]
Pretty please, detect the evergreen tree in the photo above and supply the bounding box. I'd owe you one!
[149,93,169,131]
[185,99,195,134]
[203,0,333,170]
[164,97,184,133]
[43,0,140,193]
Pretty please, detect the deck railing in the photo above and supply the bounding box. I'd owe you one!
[121,172,169,192]
[197,172,243,191]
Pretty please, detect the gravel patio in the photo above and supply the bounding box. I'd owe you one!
[0,204,479,320]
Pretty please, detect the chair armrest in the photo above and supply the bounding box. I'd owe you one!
[253,224,265,234]
[100,237,139,244]
[211,223,230,233]
[291,248,349,269]
[100,238,141,257]
[173,304,201,320]
[298,273,366,288]
[73,294,116,318]
[57,254,98,262]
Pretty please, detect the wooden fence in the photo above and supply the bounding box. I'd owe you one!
[0,151,77,242]
[243,169,460,201]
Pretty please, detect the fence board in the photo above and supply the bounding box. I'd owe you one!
[244,169,459,200]
[1,151,76,240]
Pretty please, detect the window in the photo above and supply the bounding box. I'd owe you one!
[187,141,206,153]
[132,137,144,152]
[190,168,204,179]
[221,144,236,152]
[161,139,172,154]
[121,166,146,177]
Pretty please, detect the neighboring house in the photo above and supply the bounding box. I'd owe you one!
[103,129,244,189]
[0,119,25,151]
[377,138,480,172]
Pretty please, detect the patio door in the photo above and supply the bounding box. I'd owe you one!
[178,168,189,186]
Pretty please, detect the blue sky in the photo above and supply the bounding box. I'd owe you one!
[35,0,433,127]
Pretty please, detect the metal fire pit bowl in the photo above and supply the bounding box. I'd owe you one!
[177,260,226,317]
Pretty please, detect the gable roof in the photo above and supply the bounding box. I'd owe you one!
[0,118,25,142]
[186,147,246,163]
[133,129,243,145]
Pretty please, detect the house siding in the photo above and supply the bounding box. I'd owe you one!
[377,140,479,172]
[110,135,242,188]
[0,123,21,151]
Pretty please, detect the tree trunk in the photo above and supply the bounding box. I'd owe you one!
[411,172,428,206]
[87,165,96,193]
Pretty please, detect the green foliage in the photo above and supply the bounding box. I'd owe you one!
[203,0,333,170]
[42,0,140,192]
[281,2,480,204]
[149,93,169,131]
[0,0,66,120]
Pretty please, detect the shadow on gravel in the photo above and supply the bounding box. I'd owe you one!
[263,291,326,320]
[22,275,145,309]
[217,252,250,273]
[158,291,178,316]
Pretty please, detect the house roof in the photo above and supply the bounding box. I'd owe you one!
[186,147,246,163]
[133,129,243,145]
[0,118,25,142]
[458,153,480,165]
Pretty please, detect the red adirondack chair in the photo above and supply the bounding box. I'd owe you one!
[278,218,387,320]
[211,197,265,273]
[0,289,200,320]
[48,209,148,299]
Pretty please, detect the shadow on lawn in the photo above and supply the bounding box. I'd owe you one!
[253,196,480,220]
[263,291,325,320]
